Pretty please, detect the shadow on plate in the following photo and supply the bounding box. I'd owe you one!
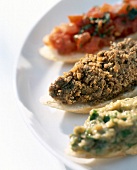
[60,111,88,135]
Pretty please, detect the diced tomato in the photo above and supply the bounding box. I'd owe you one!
[68,15,83,24]
[100,3,115,19]
[59,23,79,34]
[102,37,114,47]
[123,0,130,2]
[48,32,76,54]
[82,37,102,54]
[132,18,137,32]
[129,1,137,8]
[100,3,112,13]
[45,0,137,55]
[74,32,91,49]
[117,3,129,14]
[111,3,128,17]
[44,27,62,45]
[113,18,126,37]
[124,0,137,4]
[124,0,137,8]
[86,7,104,18]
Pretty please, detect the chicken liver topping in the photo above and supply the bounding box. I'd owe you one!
[49,38,137,105]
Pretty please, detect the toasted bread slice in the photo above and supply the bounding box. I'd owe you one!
[39,45,83,63]
[39,0,137,63]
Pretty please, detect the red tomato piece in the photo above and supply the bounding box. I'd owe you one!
[86,7,104,18]
[68,15,83,24]
[74,32,91,49]
[100,3,112,13]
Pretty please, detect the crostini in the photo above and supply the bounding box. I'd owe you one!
[68,96,137,158]
[40,0,137,63]
[41,38,137,114]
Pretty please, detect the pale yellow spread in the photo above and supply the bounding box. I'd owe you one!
[69,97,137,158]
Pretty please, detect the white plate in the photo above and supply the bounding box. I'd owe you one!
[15,0,137,170]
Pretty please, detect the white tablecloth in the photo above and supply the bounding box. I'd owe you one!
[0,0,71,169]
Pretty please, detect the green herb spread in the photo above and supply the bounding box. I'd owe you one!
[70,97,137,158]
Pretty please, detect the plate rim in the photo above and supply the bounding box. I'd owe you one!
[13,0,134,170]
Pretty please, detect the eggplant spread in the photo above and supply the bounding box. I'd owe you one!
[69,96,137,158]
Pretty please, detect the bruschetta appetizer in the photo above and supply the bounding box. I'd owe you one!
[68,96,137,158]
[40,0,137,63]
[40,38,137,113]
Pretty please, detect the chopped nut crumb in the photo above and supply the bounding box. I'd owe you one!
[49,38,137,105]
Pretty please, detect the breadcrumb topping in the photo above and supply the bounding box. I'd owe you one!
[49,38,137,105]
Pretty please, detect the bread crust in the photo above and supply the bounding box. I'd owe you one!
[66,97,137,160]
[39,45,83,63]
[66,144,137,159]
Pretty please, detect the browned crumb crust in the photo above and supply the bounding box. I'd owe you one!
[49,38,137,105]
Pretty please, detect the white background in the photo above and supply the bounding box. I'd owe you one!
[0,0,71,169]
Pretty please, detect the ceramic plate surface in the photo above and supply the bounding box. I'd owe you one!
[15,0,137,169]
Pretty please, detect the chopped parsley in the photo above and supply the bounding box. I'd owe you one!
[78,6,137,40]
[79,13,110,38]
[120,129,131,138]
[90,110,99,121]
[103,115,110,123]
[79,24,92,34]
[122,117,127,121]
[128,8,137,20]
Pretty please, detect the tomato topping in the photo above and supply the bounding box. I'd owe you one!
[47,30,76,54]
[132,18,137,32]
[68,15,83,24]
[45,1,137,55]
[117,3,129,14]
[58,23,79,34]
[100,3,112,13]
[74,32,91,49]
[83,37,103,53]
[86,7,104,18]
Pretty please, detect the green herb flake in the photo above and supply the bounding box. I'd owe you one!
[79,24,92,34]
[128,8,137,20]
[83,24,92,30]
[83,145,92,152]
[89,13,110,24]
[95,140,107,154]
[122,117,127,121]
[127,143,136,148]
[121,129,131,138]
[118,108,123,113]
[90,110,99,121]
[96,148,102,154]
[89,17,97,22]
[103,115,110,123]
